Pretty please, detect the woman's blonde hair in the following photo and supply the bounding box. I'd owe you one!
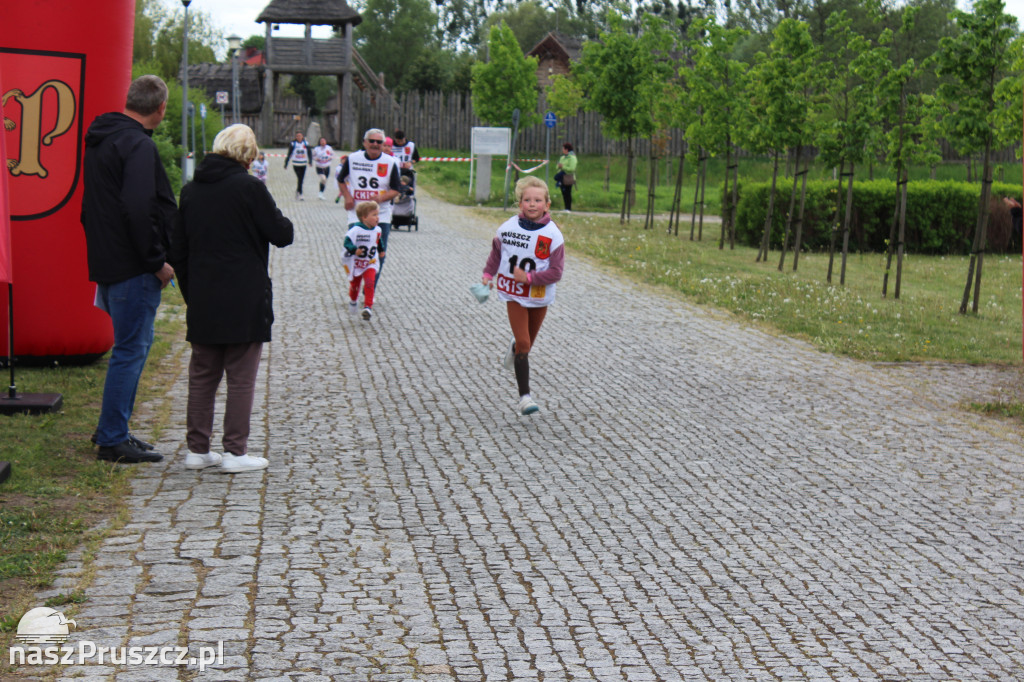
[212,124,258,166]
[515,175,549,203]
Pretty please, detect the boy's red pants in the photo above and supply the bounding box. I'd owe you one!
[349,272,376,308]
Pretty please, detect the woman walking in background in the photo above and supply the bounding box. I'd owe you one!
[554,142,577,212]
[170,124,294,473]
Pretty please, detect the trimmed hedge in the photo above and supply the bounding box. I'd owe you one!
[730,179,1022,254]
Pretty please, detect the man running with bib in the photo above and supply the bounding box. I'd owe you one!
[336,128,402,283]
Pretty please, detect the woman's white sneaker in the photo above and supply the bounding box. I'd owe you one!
[217,453,269,473]
[185,451,222,470]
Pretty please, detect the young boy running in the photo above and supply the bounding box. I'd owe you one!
[344,201,384,320]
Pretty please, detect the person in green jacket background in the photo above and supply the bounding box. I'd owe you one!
[554,142,577,212]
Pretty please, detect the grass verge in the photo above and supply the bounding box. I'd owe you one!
[0,286,185,647]
[556,212,1022,364]
[967,400,1024,425]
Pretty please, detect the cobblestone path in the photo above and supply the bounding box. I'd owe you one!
[22,161,1024,681]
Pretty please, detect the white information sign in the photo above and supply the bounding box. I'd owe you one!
[471,127,511,156]
[215,91,229,104]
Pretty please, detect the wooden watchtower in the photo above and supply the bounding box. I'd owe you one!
[256,0,362,147]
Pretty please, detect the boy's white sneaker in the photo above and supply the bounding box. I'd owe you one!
[184,451,222,470]
[361,307,373,320]
[217,453,269,473]
[502,338,516,371]
[517,395,540,416]
[348,301,358,315]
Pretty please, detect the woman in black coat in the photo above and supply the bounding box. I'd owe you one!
[170,124,294,473]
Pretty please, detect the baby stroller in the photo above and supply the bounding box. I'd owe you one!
[391,169,418,231]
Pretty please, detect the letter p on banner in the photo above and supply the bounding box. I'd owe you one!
[0,0,134,361]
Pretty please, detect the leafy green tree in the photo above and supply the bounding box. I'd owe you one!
[743,19,816,263]
[935,0,1017,314]
[400,50,476,93]
[635,18,684,231]
[471,22,540,127]
[478,1,561,52]
[134,0,218,81]
[477,0,605,53]
[434,0,490,49]
[546,74,585,120]
[242,35,265,51]
[991,34,1024,156]
[545,73,586,148]
[687,19,750,248]
[872,9,941,295]
[575,13,672,223]
[354,0,439,92]
[816,12,884,278]
[285,75,336,115]
[131,61,223,194]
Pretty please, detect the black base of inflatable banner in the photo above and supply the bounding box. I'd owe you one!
[0,461,9,485]
[0,392,63,416]
[0,352,105,369]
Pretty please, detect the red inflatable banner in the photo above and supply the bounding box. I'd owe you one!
[1,0,135,362]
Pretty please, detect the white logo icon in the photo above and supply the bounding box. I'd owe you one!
[16,607,77,646]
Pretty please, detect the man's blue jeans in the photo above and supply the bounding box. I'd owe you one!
[375,222,391,285]
[94,273,162,447]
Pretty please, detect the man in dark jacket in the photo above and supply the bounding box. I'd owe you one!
[82,74,176,464]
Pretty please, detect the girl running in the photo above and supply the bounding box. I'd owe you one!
[482,176,565,416]
[312,137,334,200]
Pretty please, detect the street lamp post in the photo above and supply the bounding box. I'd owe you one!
[227,34,242,124]
[181,0,192,176]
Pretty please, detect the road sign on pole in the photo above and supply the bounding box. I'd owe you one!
[544,112,556,184]
[215,91,229,105]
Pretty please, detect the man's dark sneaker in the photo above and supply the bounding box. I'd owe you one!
[128,434,155,451]
[92,432,156,451]
[97,440,163,464]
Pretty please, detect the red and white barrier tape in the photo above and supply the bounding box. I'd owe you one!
[262,154,546,162]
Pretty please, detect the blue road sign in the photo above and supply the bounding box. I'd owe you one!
[544,112,557,128]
